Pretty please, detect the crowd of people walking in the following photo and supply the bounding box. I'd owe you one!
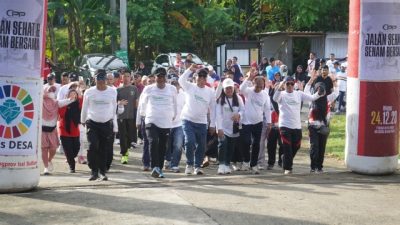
[41,52,347,180]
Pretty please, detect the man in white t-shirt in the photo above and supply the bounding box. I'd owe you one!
[57,72,71,100]
[138,68,177,178]
[326,53,336,70]
[306,52,316,76]
[179,64,216,175]
[336,65,347,112]
[81,69,121,181]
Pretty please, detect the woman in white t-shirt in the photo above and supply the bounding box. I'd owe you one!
[215,78,244,174]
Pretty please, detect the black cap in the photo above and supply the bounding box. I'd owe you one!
[155,67,167,76]
[285,76,295,83]
[95,69,107,81]
[69,72,79,82]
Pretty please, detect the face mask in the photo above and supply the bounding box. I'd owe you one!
[47,92,56,99]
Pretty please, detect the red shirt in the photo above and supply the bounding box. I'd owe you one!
[58,98,83,137]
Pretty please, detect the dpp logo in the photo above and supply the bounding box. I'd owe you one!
[0,85,34,139]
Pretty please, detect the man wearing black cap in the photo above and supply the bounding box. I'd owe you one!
[179,64,216,175]
[138,67,177,178]
[273,76,322,174]
[81,69,121,181]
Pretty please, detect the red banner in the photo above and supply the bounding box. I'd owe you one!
[358,81,400,156]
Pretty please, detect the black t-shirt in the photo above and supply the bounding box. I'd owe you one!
[314,75,333,95]
[311,75,333,123]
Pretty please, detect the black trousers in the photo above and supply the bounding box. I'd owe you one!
[267,127,283,166]
[309,126,329,170]
[279,127,302,171]
[240,122,263,167]
[205,133,218,158]
[60,136,80,170]
[231,139,243,163]
[118,118,136,155]
[145,123,170,169]
[86,120,114,175]
[106,133,114,171]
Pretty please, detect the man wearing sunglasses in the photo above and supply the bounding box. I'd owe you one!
[273,76,322,174]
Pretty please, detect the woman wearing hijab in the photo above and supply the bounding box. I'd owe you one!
[58,86,83,173]
[41,86,75,175]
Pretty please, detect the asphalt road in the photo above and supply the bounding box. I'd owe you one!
[1,146,399,225]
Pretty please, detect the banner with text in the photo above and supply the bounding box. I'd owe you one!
[0,0,46,78]
[360,2,400,81]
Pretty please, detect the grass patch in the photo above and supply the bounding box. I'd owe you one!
[326,114,346,159]
[326,114,400,160]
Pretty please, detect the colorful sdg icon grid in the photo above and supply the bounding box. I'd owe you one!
[0,85,34,139]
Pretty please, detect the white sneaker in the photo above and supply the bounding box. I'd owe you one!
[258,165,265,170]
[251,166,260,174]
[48,162,54,172]
[43,168,50,175]
[284,170,292,175]
[170,166,180,173]
[217,165,225,175]
[224,165,232,174]
[232,163,240,171]
[194,167,204,175]
[185,165,194,175]
[242,162,250,171]
[164,161,171,170]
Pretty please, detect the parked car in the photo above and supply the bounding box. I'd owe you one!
[74,53,129,85]
[151,53,207,74]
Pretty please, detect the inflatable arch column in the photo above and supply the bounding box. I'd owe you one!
[346,0,400,174]
[0,0,48,192]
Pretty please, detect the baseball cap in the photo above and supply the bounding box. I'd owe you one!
[155,67,167,76]
[207,65,214,71]
[69,72,79,82]
[284,76,295,83]
[222,78,234,89]
[95,69,107,81]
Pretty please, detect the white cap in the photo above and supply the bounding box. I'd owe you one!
[207,65,214,71]
[222,78,234,89]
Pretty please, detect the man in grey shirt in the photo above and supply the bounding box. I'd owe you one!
[117,69,139,164]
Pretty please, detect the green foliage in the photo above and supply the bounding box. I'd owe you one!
[46,0,349,66]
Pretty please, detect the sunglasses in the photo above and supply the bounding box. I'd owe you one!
[286,82,294,86]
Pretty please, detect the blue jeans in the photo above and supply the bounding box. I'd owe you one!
[165,126,184,168]
[182,120,207,168]
[141,118,150,167]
